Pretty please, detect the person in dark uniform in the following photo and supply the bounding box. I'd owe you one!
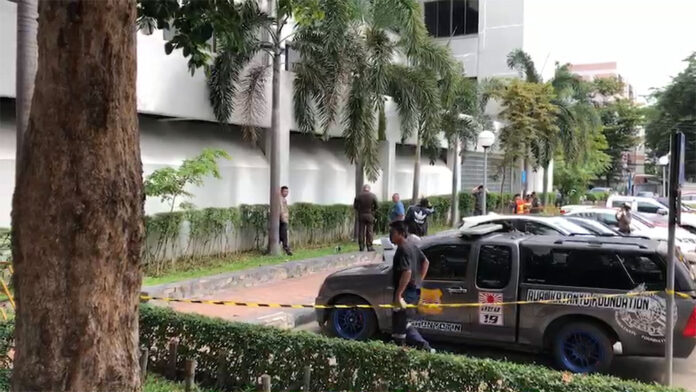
[353,184,378,251]
[389,221,433,352]
[405,198,434,236]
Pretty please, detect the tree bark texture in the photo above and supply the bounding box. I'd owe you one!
[267,42,282,255]
[15,0,39,181]
[412,132,421,202]
[11,1,143,391]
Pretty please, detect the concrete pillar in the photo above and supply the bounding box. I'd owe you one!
[379,140,396,201]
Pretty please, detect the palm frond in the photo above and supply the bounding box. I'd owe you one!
[237,63,270,141]
[507,49,541,83]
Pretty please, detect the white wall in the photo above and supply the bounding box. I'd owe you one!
[0,1,16,98]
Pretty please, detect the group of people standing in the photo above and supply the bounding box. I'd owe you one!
[352,186,436,251]
[276,184,437,254]
[471,186,542,216]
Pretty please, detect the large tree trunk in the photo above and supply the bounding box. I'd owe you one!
[412,131,421,202]
[11,1,143,391]
[15,0,39,181]
[267,37,282,255]
[450,138,460,227]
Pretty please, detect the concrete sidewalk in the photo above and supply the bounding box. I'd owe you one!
[154,251,380,328]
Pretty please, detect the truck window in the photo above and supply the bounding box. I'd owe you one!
[422,244,470,281]
[636,202,661,214]
[522,248,633,290]
[620,254,665,290]
[476,245,512,289]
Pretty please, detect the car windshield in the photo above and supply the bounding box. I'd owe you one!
[565,218,616,235]
[630,212,655,228]
[546,218,592,234]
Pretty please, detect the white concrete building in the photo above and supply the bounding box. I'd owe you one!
[0,0,556,228]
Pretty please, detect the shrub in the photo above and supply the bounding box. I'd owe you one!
[138,306,682,392]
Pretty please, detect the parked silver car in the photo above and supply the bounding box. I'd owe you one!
[315,228,696,373]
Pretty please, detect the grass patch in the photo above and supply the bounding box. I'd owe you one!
[142,224,455,286]
[143,242,359,286]
[144,374,221,392]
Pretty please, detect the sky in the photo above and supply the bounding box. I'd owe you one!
[524,0,696,102]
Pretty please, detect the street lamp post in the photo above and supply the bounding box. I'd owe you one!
[659,154,669,197]
[478,130,495,215]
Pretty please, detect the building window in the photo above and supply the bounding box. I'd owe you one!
[424,0,479,38]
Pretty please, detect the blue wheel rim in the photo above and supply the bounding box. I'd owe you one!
[560,331,603,373]
[332,308,366,339]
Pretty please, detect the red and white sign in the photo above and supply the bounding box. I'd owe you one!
[478,292,504,326]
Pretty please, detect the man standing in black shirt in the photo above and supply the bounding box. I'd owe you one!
[389,221,433,351]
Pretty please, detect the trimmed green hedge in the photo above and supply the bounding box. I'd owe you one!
[141,191,555,274]
[137,306,681,392]
[0,308,682,392]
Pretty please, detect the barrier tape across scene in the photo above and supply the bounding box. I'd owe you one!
[140,290,692,309]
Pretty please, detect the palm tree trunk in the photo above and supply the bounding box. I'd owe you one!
[412,131,421,202]
[267,38,282,255]
[500,164,506,207]
[450,138,460,227]
[12,1,143,391]
[523,146,529,196]
[354,161,364,240]
[15,0,39,181]
[542,163,549,207]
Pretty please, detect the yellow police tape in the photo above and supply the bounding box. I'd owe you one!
[140,289,692,310]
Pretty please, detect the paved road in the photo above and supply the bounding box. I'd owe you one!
[298,322,696,390]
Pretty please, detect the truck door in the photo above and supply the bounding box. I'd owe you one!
[417,244,474,338]
[465,243,520,342]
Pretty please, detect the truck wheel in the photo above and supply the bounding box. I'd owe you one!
[551,322,613,373]
[328,297,377,341]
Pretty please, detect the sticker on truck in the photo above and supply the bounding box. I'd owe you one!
[526,288,677,343]
[410,320,462,332]
[478,292,504,326]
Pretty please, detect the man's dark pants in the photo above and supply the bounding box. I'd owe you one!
[357,214,374,251]
[392,288,432,350]
[279,221,290,252]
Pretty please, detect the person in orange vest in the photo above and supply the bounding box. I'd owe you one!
[514,194,526,214]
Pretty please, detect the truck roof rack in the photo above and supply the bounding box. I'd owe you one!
[552,238,648,249]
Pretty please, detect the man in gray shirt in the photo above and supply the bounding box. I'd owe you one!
[390,221,432,351]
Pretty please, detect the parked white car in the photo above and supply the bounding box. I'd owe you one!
[460,214,593,235]
[566,207,696,264]
[605,195,696,235]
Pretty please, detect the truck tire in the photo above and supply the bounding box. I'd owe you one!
[328,296,378,341]
[551,321,613,373]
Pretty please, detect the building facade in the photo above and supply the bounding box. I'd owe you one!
[0,0,554,227]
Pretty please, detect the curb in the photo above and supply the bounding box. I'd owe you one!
[144,251,381,300]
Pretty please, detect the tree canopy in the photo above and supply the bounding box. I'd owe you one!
[645,52,696,179]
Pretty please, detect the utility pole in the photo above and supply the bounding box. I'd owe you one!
[664,131,685,387]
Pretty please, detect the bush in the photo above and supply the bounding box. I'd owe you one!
[138,306,682,392]
[141,190,554,275]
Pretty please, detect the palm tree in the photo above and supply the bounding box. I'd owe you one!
[139,0,309,255]
[293,0,454,200]
[15,0,39,181]
[506,49,600,204]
